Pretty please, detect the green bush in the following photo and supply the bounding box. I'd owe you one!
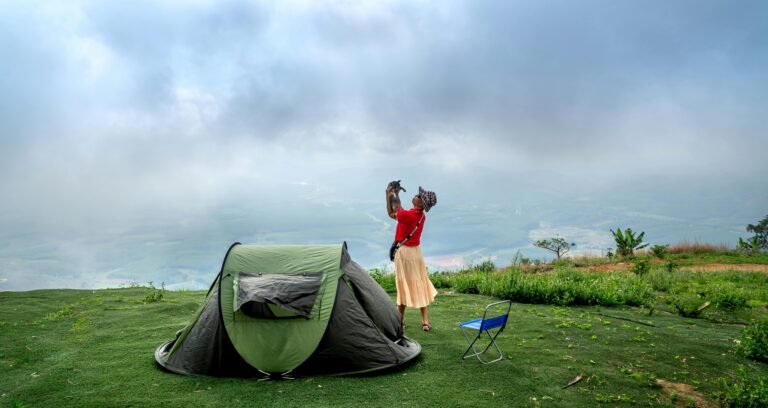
[651,244,669,259]
[670,295,705,318]
[632,259,650,276]
[451,267,654,308]
[664,261,678,273]
[736,320,768,363]
[369,269,396,293]
[452,272,486,294]
[712,291,748,311]
[429,272,452,289]
[646,270,672,292]
[719,366,768,408]
[143,282,165,303]
[472,260,496,273]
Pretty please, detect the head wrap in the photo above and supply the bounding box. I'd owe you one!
[418,186,437,212]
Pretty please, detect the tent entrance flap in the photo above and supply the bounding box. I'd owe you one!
[236,272,323,319]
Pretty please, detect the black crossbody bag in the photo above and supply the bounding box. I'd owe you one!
[389,213,425,261]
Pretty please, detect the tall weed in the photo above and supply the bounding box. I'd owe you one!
[668,240,730,254]
[719,365,768,407]
[736,320,768,363]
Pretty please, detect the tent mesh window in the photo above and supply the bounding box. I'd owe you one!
[236,272,323,319]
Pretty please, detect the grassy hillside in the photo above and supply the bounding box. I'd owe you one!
[2,280,767,407]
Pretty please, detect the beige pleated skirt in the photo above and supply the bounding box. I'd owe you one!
[394,245,437,308]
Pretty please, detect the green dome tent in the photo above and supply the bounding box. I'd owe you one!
[154,242,420,378]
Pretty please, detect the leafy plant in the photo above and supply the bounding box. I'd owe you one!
[533,236,575,260]
[646,270,672,292]
[610,228,649,257]
[719,365,768,407]
[738,236,762,255]
[369,268,395,292]
[746,214,768,250]
[736,320,768,363]
[712,291,748,311]
[738,214,768,254]
[650,244,668,259]
[632,259,650,276]
[429,272,452,289]
[143,282,165,303]
[670,295,706,318]
[452,272,485,294]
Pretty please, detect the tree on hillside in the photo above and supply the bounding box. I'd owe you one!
[534,236,575,260]
[747,214,768,250]
[739,214,768,254]
[610,227,648,257]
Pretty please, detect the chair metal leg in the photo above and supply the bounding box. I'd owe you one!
[460,327,505,364]
[460,327,482,360]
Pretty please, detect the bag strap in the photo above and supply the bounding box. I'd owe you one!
[397,213,425,247]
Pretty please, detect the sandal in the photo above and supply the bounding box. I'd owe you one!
[422,323,432,332]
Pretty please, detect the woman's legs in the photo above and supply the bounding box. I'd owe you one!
[420,307,431,330]
[398,304,406,327]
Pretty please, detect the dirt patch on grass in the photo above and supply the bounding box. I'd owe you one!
[580,263,632,273]
[655,379,716,408]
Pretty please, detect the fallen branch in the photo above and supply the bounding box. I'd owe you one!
[563,373,583,389]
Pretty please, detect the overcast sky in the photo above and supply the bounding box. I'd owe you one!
[2,0,767,291]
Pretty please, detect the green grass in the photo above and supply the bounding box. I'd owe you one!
[2,285,767,407]
[664,251,768,265]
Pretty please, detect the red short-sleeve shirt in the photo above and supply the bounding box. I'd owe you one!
[395,208,426,246]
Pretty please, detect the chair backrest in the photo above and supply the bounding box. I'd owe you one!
[479,300,512,331]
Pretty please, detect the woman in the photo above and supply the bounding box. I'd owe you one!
[385,181,438,331]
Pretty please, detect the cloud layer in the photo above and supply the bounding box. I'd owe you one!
[1,0,767,290]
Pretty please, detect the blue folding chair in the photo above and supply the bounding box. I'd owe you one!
[459,300,512,364]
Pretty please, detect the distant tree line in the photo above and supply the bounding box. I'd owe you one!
[532,214,768,261]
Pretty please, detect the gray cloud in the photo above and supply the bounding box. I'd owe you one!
[1,0,767,290]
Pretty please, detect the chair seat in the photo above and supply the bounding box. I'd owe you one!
[458,318,483,330]
[458,300,512,364]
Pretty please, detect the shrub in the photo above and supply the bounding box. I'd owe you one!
[712,291,748,311]
[455,267,654,308]
[632,259,650,276]
[650,244,668,259]
[719,365,768,408]
[670,295,706,318]
[646,270,672,292]
[452,272,486,294]
[736,320,768,363]
[472,259,496,273]
[429,272,452,289]
[143,282,165,303]
[369,269,396,292]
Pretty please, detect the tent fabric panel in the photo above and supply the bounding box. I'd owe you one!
[235,272,323,318]
[157,285,257,377]
[166,277,219,358]
[220,244,342,373]
[341,255,403,342]
[296,278,420,376]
